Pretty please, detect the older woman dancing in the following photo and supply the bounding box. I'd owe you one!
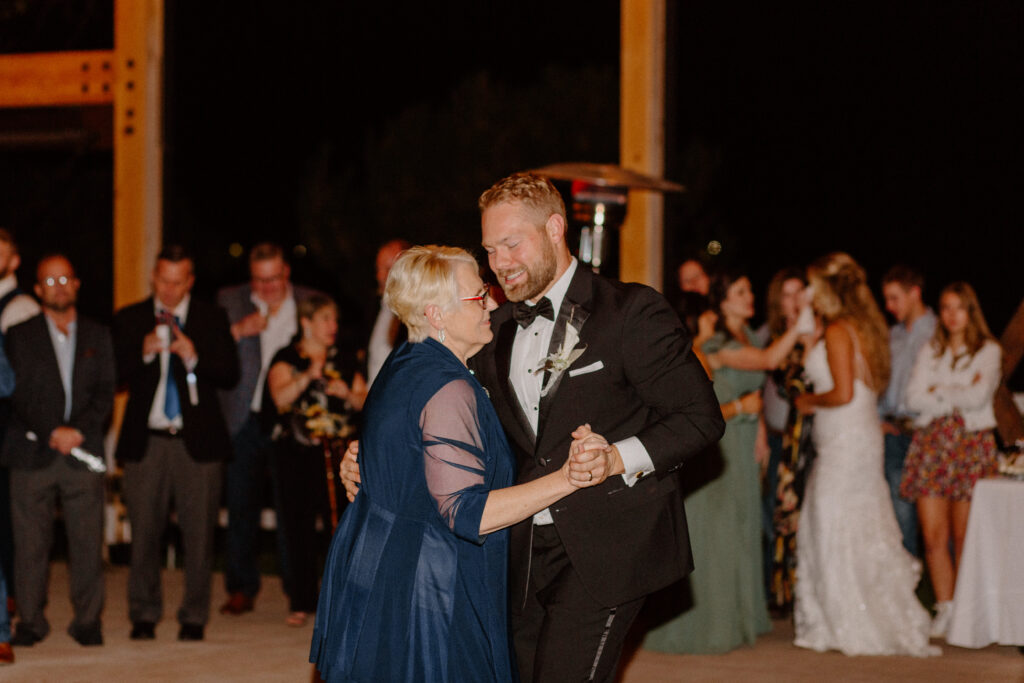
[309,245,610,682]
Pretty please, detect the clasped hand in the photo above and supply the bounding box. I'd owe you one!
[338,423,618,503]
[564,423,612,489]
[143,324,197,365]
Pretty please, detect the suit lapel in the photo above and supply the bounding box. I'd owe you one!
[493,314,534,454]
[536,268,593,446]
[33,317,68,416]
[70,320,89,414]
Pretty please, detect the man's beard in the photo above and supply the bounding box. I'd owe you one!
[43,298,76,313]
[496,241,558,303]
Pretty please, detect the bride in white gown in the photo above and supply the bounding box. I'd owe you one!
[793,253,939,657]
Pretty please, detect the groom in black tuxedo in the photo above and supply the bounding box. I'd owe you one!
[471,173,723,681]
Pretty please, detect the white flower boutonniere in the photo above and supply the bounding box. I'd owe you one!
[533,321,587,396]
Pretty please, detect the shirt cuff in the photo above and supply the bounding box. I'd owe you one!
[616,436,654,487]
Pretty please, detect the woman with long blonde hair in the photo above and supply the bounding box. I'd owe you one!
[793,253,937,656]
[900,282,1001,638]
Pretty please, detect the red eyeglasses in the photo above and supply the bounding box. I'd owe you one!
[459,289,492,309]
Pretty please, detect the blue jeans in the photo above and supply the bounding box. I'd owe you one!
[884,431,919,557]
[223,414,289,597]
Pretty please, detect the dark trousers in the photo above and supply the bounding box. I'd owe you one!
[124,434,222,626]
[0,560,9,642]
[0,465,14,599]
[275,440,331,613]
[512,523,645,683]
[224,413,288,598]
[10,457,105,638]
[884,431,919,557]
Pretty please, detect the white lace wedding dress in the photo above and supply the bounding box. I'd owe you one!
[794,339,940,656]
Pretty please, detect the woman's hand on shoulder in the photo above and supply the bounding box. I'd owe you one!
[340,440,361,502]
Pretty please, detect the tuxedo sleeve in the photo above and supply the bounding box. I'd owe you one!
[620,287,724,476]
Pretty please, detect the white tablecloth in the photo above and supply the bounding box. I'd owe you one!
[946,477,1024,648]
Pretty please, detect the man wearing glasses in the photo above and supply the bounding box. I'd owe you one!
[2,254,114,647]
[216,243,323,616]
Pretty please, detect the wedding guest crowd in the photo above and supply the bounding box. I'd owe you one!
[0,196,1014,673]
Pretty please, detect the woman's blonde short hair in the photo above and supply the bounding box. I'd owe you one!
[384,245,479,343]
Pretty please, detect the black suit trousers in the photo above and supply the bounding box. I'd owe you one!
[513,523,645,683]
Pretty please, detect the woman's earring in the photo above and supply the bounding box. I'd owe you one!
[438,329,446,343]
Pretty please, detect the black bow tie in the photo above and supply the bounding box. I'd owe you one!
[513,297,555,328]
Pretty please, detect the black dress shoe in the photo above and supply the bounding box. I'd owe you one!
[178,623,204,641]
[9,628,42,646]
[69,622,104,646]
[130,621,156,640]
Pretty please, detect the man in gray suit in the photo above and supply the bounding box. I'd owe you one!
[1,254,114,647]
[217,243,322,615]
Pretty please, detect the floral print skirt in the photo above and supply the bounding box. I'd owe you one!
[899,413,999,502]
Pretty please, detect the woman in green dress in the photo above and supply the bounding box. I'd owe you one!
[645,268,804,654]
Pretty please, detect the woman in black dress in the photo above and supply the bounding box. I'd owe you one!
[266,293,366,627]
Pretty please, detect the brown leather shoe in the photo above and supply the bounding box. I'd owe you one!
[0,642,13,665]
[219,592,254,615]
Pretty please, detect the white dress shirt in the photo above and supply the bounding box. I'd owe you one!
[146,296,193,431]
[250,289,297,412]
[43,314,77,422]
[509,260,654,525]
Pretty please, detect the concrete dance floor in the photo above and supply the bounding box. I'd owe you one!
[4,563,1022,681]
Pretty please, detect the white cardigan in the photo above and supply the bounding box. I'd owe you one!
[905,339,1001,432]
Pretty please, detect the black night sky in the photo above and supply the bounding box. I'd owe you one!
[1,1,1021,380]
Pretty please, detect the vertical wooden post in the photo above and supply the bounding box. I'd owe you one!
[619,0,666,290]
[114,0,163,309]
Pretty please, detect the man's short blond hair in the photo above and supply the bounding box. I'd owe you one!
[477,172,566,228]
[384,245,478,343]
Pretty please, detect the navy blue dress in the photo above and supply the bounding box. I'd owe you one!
[310,338,517,682]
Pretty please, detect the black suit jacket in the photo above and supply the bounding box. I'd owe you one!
[471,266,724,608]
[0,313,115,470]
[113,297,240,463]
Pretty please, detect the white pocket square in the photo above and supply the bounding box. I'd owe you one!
[568,360,604,377]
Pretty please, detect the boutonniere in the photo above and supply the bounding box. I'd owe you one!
[533,311,586,397]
